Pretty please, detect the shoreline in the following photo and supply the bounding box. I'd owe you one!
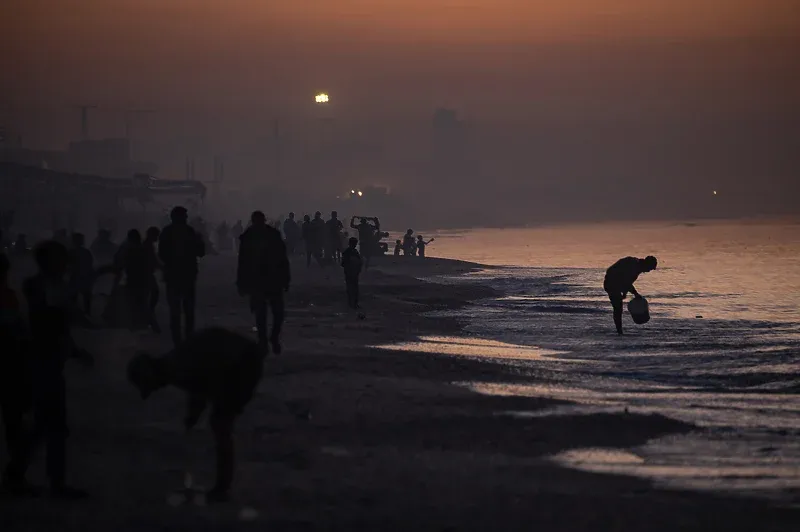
[3,254,798,530]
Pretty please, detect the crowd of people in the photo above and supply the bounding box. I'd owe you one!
[0,205,372,502]
[1,203,659,504]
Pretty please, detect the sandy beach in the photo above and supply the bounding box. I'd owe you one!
[2,253,798,531]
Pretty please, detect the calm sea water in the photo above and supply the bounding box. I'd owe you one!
[405,219,800,498]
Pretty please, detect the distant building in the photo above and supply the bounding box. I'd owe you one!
[0,137,157,178]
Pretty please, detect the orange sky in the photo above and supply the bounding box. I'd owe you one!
[4,0,799,49]
[1,1,798,126]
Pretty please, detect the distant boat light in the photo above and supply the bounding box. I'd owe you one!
[315,93,329,103]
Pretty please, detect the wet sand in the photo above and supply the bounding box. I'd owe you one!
[2,254,798,531]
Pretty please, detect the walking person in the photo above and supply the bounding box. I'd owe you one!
[0,252,36,496]
[341,237,362,309]
[21,241,93,499]
[159,206,206,347]
[237,211,290,354]
[301,215,319,268]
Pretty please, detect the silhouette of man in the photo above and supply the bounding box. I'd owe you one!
[351,217,379,270]
[603,256,658,335]
[403,229,416,256]
[301,214,318,268]
[325,211,344,263]
[416,235,434,258]
[127,328,262,503]
[21,241,92,499]
[0,252,36,496]
[143,227,162,333]
[68,233,94,316]
[283,213,300,256]
[311,211,326,261]
[231,220,244,253]
[237,211,290,354]
[341,237,362,309]
[159,206,206,346]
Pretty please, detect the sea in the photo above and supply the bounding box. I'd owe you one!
[395,219,800,500]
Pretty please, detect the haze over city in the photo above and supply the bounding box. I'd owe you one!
[2,0,798,226]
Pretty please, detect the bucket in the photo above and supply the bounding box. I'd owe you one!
[627,296,650,325]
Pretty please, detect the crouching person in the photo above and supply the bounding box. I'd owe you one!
[127,327,263,502]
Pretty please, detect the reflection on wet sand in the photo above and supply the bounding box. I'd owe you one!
[374,335,569,360]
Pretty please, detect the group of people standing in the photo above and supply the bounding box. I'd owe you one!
[281,211,382,271]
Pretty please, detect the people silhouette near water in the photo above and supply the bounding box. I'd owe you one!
[341,237,362,309]
[603,255,658,335]
[159,206,206,347]
[351,217,379,270]
[127,327,263,504]
[237,210,290,354]
[416,235,434,258]
[326,211,344,263]
[402,229,416,256]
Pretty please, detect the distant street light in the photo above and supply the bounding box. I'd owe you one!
[357,191,363,197]
[315,93,329,104]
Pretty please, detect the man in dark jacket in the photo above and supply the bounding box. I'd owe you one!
[159,206,206,346]
[127,328,262,503]
[603,255,658,335]
[237,211,290,354]
[20,241,93,499]
[0,252,35,496]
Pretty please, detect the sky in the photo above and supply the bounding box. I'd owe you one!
[1,1,798,223]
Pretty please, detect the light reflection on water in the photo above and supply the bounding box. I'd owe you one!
[391,220,800,498]
[375,336,569,360]
[550,447,800,493]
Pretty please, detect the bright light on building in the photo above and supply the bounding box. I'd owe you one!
[315,93,329,104]
[357,191,363,197]
[351,189,355,194]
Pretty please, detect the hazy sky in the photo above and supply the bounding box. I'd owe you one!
[3,0,797,112]
[1,1,798,222]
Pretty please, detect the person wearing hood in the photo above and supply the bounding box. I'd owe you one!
[237,211,290,354]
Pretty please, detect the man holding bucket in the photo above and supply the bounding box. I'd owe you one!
[603,256,658,335]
